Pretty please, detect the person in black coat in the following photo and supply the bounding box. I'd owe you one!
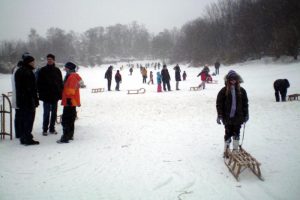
[216,70,249,158]
[15,55,40,145]
[273,79,290,102]
[173,64,181,90]
[105,65,113,91]
[37,54,63,135]
[161,64,171,91]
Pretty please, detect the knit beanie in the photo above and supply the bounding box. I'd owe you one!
[23,56,35,65]
[64,62,76,71]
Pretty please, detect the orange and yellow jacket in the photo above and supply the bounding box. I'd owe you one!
[61,73,82,106]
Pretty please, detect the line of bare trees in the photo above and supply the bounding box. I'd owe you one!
[171,0,300,64]
[1,0,299,73]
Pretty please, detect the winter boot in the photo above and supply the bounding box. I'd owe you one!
[232,139,239,153]
[223,140,230,158]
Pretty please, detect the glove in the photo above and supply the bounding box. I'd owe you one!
[244,115,249,123]
[216,116,223,125]
[66,98,72,106]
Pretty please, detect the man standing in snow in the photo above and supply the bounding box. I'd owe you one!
[15,55,40,145]
[216,70,249,158]
[57,62,82,143]
[173,64,181,90]
[37,54,63,136]
[161,64,171,91]
[105,65,113,91]
[273,79,290,102]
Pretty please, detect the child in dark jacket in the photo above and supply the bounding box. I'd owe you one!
[216,70,249,158]
[115,70,122,91]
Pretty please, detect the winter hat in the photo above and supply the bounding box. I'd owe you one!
[227,70,237,79]
[22,52,30,60]
[23,56,35,65]
[64,62,76,71]
[47,53,55,60]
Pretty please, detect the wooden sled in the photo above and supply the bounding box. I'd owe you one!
[288,93,300,101]
[127,88,146,94]
[190,86,201,91]
[224,146,264,181]
[91,88,105,93]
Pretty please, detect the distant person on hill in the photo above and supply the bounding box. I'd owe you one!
[104,65,113,91]
[273,79,290,102]
[161,64,171,91]
[216,70,249,158]
[57,62,83,143]
[129,67,133,75]
[173,64,181,90]
[215,61,220,75]
[115,70,122,91]
[182,71,187,81]
[141,67,147,83]
[148,71,154,84]
[156,71,162,92]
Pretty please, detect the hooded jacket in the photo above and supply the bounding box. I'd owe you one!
[216,72,248,125]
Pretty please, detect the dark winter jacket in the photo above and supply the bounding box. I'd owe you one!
[37,64,63,103]
[215,62,220,69]
[15,63,39,111]
[216,86,248,125]
[115,72,122,82]
[174,65,181,81]
[273,79,290,91]
[161,68,171,82]
[105,66,113,80]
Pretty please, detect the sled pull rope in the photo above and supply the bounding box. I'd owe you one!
[240,123,246,148]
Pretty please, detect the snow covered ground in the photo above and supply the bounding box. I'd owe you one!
[0,58,300,200]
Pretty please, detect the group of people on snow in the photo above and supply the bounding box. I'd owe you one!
[12,53,83,145]
[10,54,290,159]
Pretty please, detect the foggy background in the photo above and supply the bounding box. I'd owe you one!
[0,0,299,73]
[0,0,216,41]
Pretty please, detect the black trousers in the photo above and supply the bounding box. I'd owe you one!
[61,106,76,142]
[163,81,171,91]
[107,79,112,91]
[224,124,241,142]
[274,88,287,102]
[14,109,22,138]
[19,109,35,143]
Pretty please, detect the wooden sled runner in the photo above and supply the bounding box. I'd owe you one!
[190,86,201,91]
[288,93,300,101]
[127,88,146,94]
[224,146,264,181]
[91,88,105,93]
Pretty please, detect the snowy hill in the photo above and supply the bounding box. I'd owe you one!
[0,59,300,200]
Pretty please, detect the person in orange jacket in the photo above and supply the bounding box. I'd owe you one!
[57,62,83,143]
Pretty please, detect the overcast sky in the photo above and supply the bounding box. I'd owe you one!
[0,0,217,41]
